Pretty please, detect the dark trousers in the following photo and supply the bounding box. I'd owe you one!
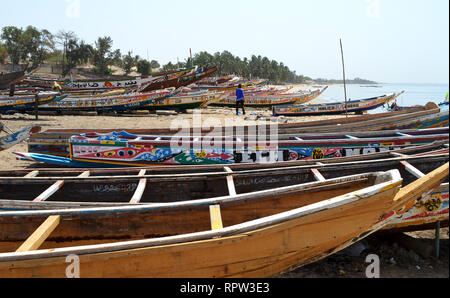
[236,100,245,115]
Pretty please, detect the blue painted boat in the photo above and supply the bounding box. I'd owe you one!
[273,92,404,117]
[37,88,178,113]
[15,127,449,168]
[0,126,41,152]
[0,92,68,113]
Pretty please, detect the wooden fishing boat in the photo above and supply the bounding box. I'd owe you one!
[0,92,68,113]
[191,78,264,92]
[138,67,218,93]
[16,127,448,167]
[0,164,446,278]
[36,88,177,113]
[2,147,448,238]
[141,90,225,111]
[439,97,449,107]
[23,75,154,91]
[5,140,448,174]
[209,87,327,108]
[273,92,404,116]
[25,103,446,157]
[0,125,41,152]
[381,182,449,233]
[0,151,447,206]
[22,68,195,92]
[0,70,27,90]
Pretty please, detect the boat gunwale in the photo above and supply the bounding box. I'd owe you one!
[0,170,403,262]
[1,152,448,182]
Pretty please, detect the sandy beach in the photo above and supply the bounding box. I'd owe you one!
[0,92,448,278]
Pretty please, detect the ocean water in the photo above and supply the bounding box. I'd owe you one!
[317,83,449,114]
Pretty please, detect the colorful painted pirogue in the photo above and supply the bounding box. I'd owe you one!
[273,91,404,116]
[0,125,41,152]
[36,88,177,113]
[22,67,195,91]
[141,89,225,111]
[138,66,218,93]
[25,103,447,157]
[382,182,449,233]
[210,87,328,108]
[15,127,449,167]
[0,92,68,113]
[390,110,448,130]
[0,164,446,278]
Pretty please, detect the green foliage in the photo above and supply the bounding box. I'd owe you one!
[137,59,151,75]
[0,43,7,64]
[162,61,186,71]
[315,77,377,84]
[191,51,308,84]
[92,36,121,75]
[1,26,55,68]
[0,25,317,83]
[22,26,55,67]
[1,26,24,67]
[64,39,93,76]
[122,51,139,75]
[150,60,160,69]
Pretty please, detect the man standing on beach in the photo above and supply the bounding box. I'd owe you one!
[236,84,245,116]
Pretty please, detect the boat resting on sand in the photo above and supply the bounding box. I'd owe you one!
[141,90,225,111]
[1,152,448,234]
[138,67,218,93]
[1,154,448,233]
[0,92,68,113]
[209,87,327,108]
[0,125,41,152]
[273,92,404,117]
[21,67,195,91]
[16,127,449,167]
[0,163,446,278]
[26,103,446,157]
[0,70,27,90]
[37,88,177,113]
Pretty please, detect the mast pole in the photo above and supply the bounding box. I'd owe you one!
[340,38,348,118]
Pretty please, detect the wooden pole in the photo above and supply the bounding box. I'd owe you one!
[34,93,39,120]
[435,221,441,259]
[340,39,348,118]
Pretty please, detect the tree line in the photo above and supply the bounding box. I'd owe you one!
[4,25,372,85]
[0,26,161,76]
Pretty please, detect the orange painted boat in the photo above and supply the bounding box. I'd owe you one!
[0,163,446,278]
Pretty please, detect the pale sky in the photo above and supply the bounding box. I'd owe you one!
[1,0,448,84]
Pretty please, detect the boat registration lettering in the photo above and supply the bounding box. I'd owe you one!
[93,183,138,193]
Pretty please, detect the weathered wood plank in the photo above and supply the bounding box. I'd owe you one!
[311,169,326,182]
[224,167,237,197]
[33,172,91,202]
[78,171,91,178]
[33,181,65,202]
[391,152,408,158]
[209,205,223,230]
[16,215,61,253]
[130,170,147,204]
[400,161,425,179]
[24,171,39,178]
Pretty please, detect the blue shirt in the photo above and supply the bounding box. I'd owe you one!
[236,88,244,102]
